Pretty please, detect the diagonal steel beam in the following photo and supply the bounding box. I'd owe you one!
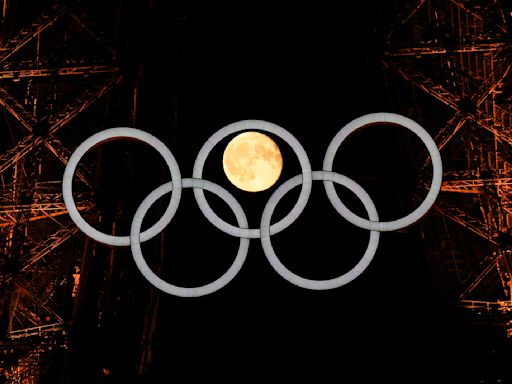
[434,112,468,152]
[0,135,42,174]
[382,60,459,109]
[449,0,508,34]
[48,74,122,134]
[43,136,92,187]
[386,0,427,43]
[0,8,66,64]
[475,62,512,106]
[0,87,34,133]
[434,202,497,245]
[13,278,63,323]
[419,60,512,170]
[0,75,121,179]
[401,0,427,26]
[460,249,512,299]
[384,59,512,148]
[0,135,92,185]
[21,225,80,271]
[11,300,41,329]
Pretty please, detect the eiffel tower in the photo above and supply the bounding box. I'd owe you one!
[0,1,121,382]
[382,0,512,335]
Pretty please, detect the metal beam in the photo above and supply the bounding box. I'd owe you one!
[48,74,122,132]
[0,75,121,180]
[435,202,497,244]
[21,225,80,271]
[460,249,512,299]
[8,322,64,340]
[0,8,65,64]
[384,60,512,148]
[385,43,509,57]
[0,65,119,79]
[14,278,63,323]
[441,178,512,193]
[0,135,42,174]
[0,87,34,132]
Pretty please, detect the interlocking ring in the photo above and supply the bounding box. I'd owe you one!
[261,170,380,290]
[192,120,312,238]
[130,178,250,297]
[63,113,442,297]
[62,127,182,247]
[323,113,443,231]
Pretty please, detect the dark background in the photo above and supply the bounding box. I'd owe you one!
[60,1,512,383]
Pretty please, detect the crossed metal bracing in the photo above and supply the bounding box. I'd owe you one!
[383,0,512,328]
[0,2,121,381]
[1,330,67,384]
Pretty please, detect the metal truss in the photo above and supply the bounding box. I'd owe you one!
[0,2,121,381]
[383,0,512,328]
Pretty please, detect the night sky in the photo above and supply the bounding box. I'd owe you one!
[64,1,512,383]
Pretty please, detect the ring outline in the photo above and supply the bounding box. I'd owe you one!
[62,128,182,246]
[130,178,250,297]
[192,120,312,239]
[323,112,442,232]
[261,170,380,290]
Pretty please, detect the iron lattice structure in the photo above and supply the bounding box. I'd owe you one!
[0,2,121,382]
[382,0,512,333]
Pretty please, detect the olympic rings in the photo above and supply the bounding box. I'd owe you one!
[62,113,443,297]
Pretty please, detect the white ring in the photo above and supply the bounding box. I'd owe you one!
[261,171,380,290]
[192,120,312,239]
[130,178,249,297]
[62,127,182,246]
[323,112,442,231]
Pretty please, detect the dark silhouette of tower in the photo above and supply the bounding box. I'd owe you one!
[383,0,512,333]
[0,1,121,381]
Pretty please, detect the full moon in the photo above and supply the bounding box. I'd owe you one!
[223,131,283,192]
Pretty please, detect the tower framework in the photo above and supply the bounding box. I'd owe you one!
[382,0,512,333]
[0,2,121,382]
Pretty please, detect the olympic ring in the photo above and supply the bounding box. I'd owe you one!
[323,113,443,231]
[261,170,380,290]
[130,178,250,297]
[62,127,182,247]
[62,113,443,297]
[192,120,312,238]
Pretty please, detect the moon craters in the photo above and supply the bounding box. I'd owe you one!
[223,131,283,192]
